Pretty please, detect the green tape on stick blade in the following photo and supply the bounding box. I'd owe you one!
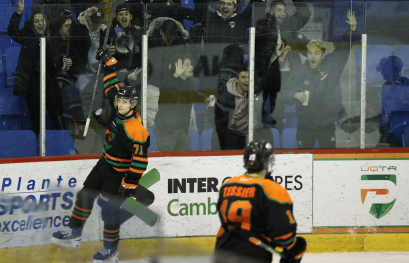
[122,198,159,226]
[139,168,160,188]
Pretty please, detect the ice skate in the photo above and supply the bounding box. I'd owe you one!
[93,247,119,263]
[51,228,82,249]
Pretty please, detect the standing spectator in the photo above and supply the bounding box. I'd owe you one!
[260,0,311,129]
[107,4,143,71]
[154,55,210,152]
[31,0,72,24]
[147,18,191,87]
[9,0,64,137]
[286,11,357,149]
[68,5,108,153]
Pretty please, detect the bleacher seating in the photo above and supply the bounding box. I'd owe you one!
[44,130,75,156]
[270,128,280,149]
[4,46,20,88]
[189,129,200,151]
[201,128,213,151]
[147,128,158,152]
[0,130,37,157]
[282,128,297,149]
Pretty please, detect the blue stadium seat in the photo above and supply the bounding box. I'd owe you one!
[281,128,297,149]
[0,130,37,158]
[356,45,392,87]
[147,128,158,152]
[404,127,409,148]
[390,112,409,143]
[270,128,280,149]
[44,130,75,156]
[283,114,297,130]
[5,46,21,88]
[393,45,409,76]
[189,129,200,151]
[201,128,213,151]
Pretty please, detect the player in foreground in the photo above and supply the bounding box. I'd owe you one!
[214,140,306,263]
[52,48,150,263]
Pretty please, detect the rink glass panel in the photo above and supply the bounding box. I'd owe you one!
[253,1,364,150]
[146,3,251,152]
[0,4,48,158]
[364,1,409,148]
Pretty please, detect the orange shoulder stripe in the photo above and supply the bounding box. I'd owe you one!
[123,119,149,143]
[223,175,292,204]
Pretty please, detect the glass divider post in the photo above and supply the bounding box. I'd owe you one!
[248,27,255,143]
[142,35,148,129]
[360,33,367,149]
[39,36,46,156]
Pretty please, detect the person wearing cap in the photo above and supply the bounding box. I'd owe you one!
[66,5,109,154]
[102,4,143,71]
[31,0,71,22]
[285,11,358,149]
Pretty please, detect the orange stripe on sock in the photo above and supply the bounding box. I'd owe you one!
[132,156,148,162]
[75,205,92,212]
[274,232,294,240]
[104,228,120,233]
[130,167,145,174]
[103,236,120,241]
[71,213,87,221]
[105,152,132,162]
[113,167,130,172]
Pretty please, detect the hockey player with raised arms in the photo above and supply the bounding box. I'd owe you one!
[214,140,307,263]
[52,48,150,263]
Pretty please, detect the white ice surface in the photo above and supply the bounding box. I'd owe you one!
[89,252,409,263]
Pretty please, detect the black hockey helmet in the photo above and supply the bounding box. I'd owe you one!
[243,140,275,173]
[116,85,139,106]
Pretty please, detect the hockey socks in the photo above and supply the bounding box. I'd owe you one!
[103,227,120,248]
[70,205,93,228]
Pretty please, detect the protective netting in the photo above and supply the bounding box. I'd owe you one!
[0,1,408,154]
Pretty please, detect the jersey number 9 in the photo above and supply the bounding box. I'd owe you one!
[220,200,253,231]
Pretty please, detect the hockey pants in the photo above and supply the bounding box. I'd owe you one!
[68,158,134,248]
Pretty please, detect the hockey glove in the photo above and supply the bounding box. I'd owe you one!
[119,175,139,198]
[279,237,307,263]
[96,48,117,69]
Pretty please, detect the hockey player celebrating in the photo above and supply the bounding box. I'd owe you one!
[214,140,306,263]
[52,48,150,263]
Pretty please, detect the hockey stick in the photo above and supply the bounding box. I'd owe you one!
[249,237,284,258]
[83,0,124,137]
[121,168,161,226]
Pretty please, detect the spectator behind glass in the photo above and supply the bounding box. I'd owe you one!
[105,4,143,71]
[286,11,357,149]
[51,13,73,76]
[193,0,265,44]
[153,55,211,152]
[68,5,108,154]
[264,0,311,130]
[146,0,197,26]
[31,0,72,23]
[147,18,191,87]
[8,0,65,137]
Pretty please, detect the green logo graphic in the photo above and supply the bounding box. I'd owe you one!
[361,175,396,219]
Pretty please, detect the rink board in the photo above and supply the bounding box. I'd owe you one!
[313,153,409,234]
[0,154,313,249]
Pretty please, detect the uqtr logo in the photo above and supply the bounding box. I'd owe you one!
[361,174,396,219]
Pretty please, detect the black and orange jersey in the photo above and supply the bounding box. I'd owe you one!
[102,67,150,182]
[216,174,297,250]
